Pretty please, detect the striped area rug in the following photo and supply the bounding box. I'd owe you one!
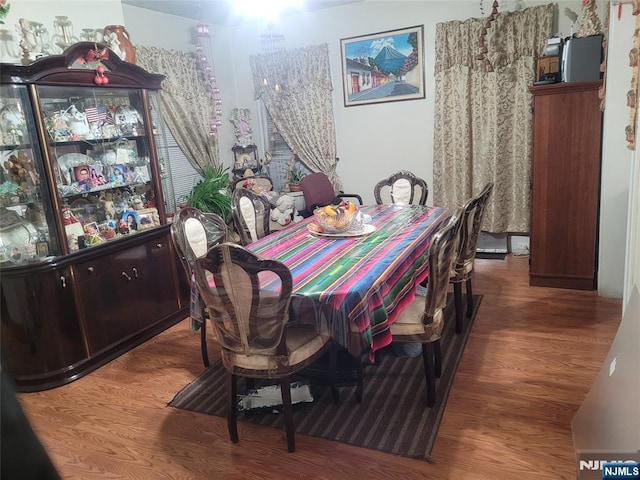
[168,293,482,461]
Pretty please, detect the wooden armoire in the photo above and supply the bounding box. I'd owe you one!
[528,81,603,290]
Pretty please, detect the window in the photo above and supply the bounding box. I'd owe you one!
[152,104,200,212]
[262,105,295,192]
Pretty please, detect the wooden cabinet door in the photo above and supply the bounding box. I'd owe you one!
[75,251,139,354]
[75,234,180,354]
[1,265,87,389]
[132,237,180,330]
[529,82,602,290]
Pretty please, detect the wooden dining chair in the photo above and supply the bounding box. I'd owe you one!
[374,170,429,206]
[450,182,494,334]
[388,209,462,407]
[170,207,227,367]
[194,242,337,452]
[232,187,271,245]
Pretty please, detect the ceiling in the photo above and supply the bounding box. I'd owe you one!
[121,0,361,27]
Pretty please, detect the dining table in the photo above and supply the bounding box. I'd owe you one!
[247,204,450,358]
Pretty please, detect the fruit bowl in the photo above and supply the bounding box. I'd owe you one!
[311,202,358,234]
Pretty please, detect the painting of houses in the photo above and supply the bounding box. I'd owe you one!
[340,25,425,106]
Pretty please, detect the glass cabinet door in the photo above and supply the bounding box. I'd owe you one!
[0,85,60,264]
[36,85,161,253]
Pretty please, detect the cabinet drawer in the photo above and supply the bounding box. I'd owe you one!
[74,253,121,282]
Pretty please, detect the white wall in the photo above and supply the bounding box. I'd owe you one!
[599,5,634,298]
[120,4,198,52]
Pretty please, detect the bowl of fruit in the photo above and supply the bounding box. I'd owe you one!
[309,201,359,234]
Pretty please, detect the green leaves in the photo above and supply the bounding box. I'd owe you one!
[187,165,232,221]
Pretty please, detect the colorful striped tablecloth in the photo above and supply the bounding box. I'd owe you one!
[248,204,449,356]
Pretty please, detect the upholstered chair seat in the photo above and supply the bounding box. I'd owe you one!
[221,323,331,375]
[387,303,444,342]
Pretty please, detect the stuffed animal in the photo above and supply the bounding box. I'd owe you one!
[100,191,116,218]
[4,150,38,188]
[270,194,302,226]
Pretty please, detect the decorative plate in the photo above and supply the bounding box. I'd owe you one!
[308,224,376,238]
[115,105,143,126]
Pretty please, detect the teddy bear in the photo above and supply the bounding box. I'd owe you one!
[270,194,302,227]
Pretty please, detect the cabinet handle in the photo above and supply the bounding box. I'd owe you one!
[87,266,95,273]
[60,276,66,288]
[122,272,132,281]
[156,243,163,248]
[132,267,138,278]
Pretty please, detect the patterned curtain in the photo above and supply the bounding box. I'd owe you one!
[433,4,553,233]
[249,43,343,191]
[136,46,219,175]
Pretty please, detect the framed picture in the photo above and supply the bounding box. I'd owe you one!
[340,25,425,107]
[64,222,85,251]
[124,164,150,184]
[89,164,107,187]
[83,222,103,246]
[121,210,139,232]
[98,222,117,240]
[110,164,126,185]
[136,207,159,230]
[36,241,49,257]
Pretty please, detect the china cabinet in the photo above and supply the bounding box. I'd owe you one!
[0,43,189,391]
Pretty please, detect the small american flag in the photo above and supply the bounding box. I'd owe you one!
[85,105,114,125]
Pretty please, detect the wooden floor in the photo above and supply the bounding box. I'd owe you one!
[17,255,621,480]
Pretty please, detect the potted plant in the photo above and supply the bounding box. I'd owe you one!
[186,164,232,223]
[286,158,306,192]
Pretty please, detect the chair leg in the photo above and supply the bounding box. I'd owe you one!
[421,343,436,407]
[328,346,340,405]
[280,377,295,453]
[465,278,474,317]
[227,372,239,444]
[200,320,210,367]
[354,353,363,404]
[373,349,380,366]
[453,282,463,334]
[434,340,442,378]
